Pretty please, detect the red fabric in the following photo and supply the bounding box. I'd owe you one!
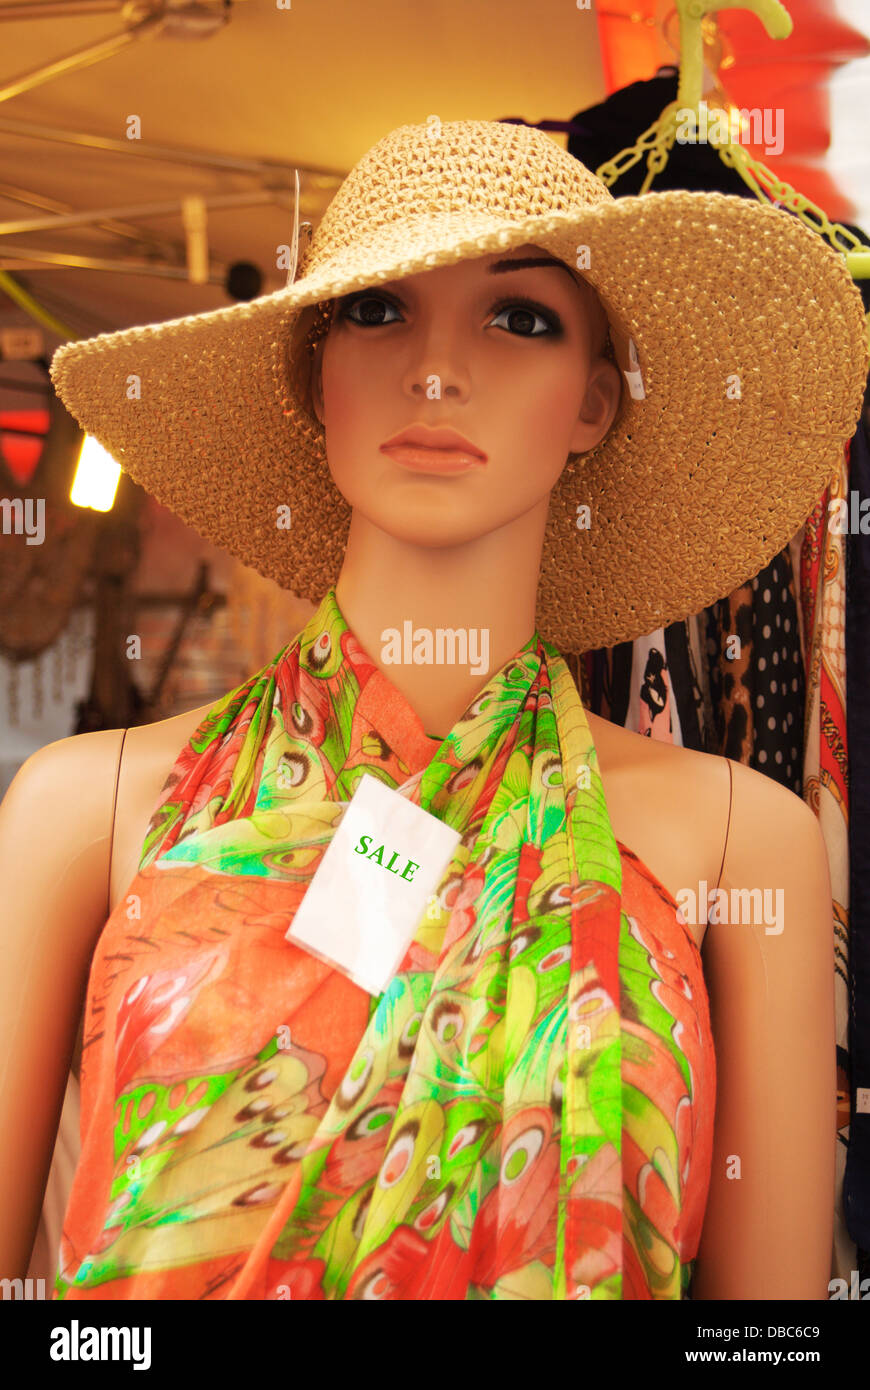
[594,0,870,223]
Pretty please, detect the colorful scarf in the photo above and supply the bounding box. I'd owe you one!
[55,588,714,1300]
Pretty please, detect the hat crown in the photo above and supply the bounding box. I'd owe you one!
[301,119,614,277]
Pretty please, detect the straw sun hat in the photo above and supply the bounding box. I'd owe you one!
[49,119,869,652]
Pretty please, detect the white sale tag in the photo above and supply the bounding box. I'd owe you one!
[285,773,462,995]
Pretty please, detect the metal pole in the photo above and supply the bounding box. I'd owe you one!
[0,188,294,236]
[0,116,344,182]
[0,244,231,281]
[0,178,189,258]
[0,0,126,17]
[0,13,167,104]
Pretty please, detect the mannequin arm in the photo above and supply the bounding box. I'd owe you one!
[0,730,123,1280]
[691,758,836,1300]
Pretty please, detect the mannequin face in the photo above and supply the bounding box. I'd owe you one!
[310,244,622,548]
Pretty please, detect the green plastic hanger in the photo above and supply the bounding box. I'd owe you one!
[675,0,793,112]
[595,0,870,288]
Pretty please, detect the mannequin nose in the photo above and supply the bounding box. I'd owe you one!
[405,372,461,400]
[401,340,470,402]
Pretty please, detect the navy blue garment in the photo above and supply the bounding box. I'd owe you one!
[565,70,754,197]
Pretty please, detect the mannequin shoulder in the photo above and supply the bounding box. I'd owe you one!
[121,698,216,783]
[0,728,131,977]
[583,708,728,855]
[9,701,217,919]
[108,699,217,911]
[0,701,216,919]
[724,753,825,879]
[1,726,128,860]
[716,756,826,938]
[584,708,715,786]
[582,712,821,950]
[584,707,813,838]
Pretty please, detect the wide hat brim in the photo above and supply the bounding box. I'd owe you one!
[49,192,869,652]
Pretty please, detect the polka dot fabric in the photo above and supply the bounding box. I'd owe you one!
[749,553,805,792]
[700,545,805,791]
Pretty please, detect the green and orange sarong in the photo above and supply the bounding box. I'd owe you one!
[55,587,715,1300]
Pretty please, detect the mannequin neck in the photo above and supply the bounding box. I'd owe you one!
[334,502,547,737]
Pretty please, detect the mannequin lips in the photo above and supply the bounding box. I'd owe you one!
[380,424,488,473]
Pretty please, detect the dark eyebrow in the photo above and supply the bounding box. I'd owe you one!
[488,257,577,279]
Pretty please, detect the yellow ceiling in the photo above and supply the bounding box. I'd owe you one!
[0,0,608,342]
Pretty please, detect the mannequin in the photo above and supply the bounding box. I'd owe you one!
[0,243,835,1299]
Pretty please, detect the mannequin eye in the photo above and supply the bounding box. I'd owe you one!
[489,300,562,338]
[339,293,403,327]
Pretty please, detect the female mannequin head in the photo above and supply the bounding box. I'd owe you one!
[297,243,623,552]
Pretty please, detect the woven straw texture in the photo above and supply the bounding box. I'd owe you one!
[49,119,869,652]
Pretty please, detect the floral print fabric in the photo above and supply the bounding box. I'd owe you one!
[55,588,715,1300]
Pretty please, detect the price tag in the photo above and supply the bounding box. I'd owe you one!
[286,772,462,995]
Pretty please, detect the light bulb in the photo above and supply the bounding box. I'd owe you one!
[70,434,121,512]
